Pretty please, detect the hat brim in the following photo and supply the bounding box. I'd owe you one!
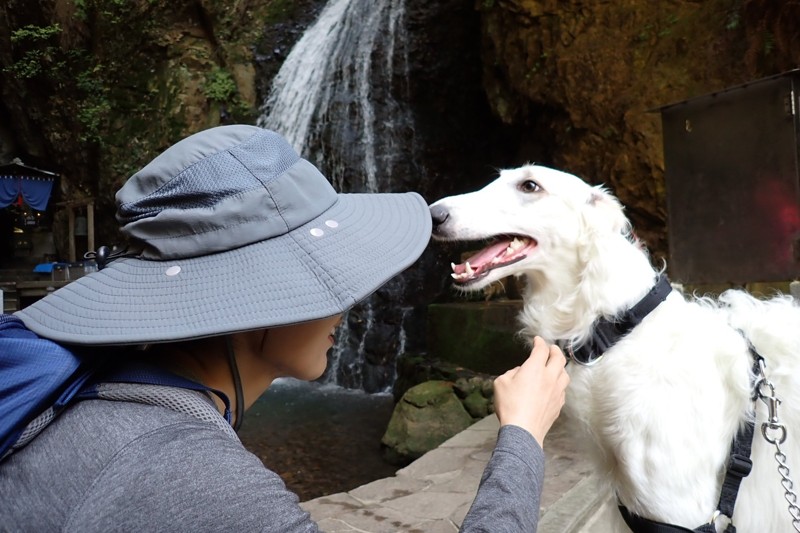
[17,192,432,345]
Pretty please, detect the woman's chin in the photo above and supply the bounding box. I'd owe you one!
[296,361,328,382]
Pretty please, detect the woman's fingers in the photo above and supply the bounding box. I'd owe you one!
[493,337,570,446]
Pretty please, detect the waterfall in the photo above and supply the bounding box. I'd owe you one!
[258,0,411,193]
[258,0,418,392]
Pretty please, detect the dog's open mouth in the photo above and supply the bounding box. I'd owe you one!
[451,235,537,285]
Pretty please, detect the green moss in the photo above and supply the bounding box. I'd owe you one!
[403,381,456,408]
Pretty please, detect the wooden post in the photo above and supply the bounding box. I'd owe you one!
[67,206,76,262]
[86,201,95,255]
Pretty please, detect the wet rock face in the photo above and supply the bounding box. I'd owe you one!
[252,0,328,109]
[474,0,800,261]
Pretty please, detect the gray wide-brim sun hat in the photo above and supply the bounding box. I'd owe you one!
[16,125,432,345]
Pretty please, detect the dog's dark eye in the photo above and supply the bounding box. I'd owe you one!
[518,180,541,193]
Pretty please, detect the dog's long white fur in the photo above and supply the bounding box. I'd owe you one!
[430,165,800,532]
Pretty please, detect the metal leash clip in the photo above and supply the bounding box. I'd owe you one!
[754,357,800,531]
[756,358,787,445]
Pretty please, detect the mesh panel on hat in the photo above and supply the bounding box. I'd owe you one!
[119,129,301,224]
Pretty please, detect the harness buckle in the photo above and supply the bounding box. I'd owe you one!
[728,453,753,478]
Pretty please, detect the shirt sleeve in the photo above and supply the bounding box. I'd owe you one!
[459,424,546,533]
[65,420,321,533]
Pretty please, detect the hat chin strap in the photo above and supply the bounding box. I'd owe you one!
[225,336,245,432]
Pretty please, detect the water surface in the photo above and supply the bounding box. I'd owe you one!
[238,379,398,501]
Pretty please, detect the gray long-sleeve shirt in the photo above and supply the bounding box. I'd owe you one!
[0,390,544,532]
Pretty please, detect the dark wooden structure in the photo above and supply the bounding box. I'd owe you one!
[659,70,800,284]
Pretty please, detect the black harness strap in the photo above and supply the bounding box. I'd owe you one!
[711,342,761,529]
[618,341,762,533]
[618,505,714,533]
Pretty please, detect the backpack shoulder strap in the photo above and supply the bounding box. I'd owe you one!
[86,361,234,425]
[1,315,237,461]
[0,314,96,461]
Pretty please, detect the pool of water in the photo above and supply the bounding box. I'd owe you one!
[237,378,398,501]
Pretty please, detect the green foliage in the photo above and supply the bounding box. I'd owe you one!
[77,98,112,143]
[203,67,253,120]
[763,31,774,55]
[3,0,264,211]
[75,0,134,22]
[726,12,741,30]
[724,0,742,31]
[5,24,63,79]
[10,23,61,42]
[203,68,238,102]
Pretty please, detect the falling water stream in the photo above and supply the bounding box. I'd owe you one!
[258,0,416,393]
[258,0,410,192]
[241,0,419,500]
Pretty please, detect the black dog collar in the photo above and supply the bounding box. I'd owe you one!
[562,275,673,365]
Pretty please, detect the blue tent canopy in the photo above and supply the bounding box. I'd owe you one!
[0,159,58,211]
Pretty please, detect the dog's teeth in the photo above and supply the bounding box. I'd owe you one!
[450,262,457,272]
[506,245,514,256]
[465,262,474,275]
[451,273,460,280]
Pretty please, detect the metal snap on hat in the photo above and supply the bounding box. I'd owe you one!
[16,125,432,345]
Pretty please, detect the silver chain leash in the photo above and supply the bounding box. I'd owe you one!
[755,358,800,532]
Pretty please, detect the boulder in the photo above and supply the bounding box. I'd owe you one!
[381,381,474,465]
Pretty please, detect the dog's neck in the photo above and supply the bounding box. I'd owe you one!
[519,232,658,345]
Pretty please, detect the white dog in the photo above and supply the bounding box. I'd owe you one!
[429,164,800,532]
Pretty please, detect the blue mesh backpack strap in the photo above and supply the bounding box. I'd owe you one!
[0,314,98,461]
[1,314,237,462]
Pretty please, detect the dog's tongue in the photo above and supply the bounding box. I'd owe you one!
[457,241,512,273]
[451,236,534,280]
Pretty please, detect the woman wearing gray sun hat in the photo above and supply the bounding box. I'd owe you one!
[0,125,569,532]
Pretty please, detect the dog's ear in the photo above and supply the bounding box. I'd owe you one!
[583,186,629,235]
[575,186,634,313]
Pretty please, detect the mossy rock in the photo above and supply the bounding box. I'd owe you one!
[381,381,474,465]
[392,353,488,402]
[462,389,491,418]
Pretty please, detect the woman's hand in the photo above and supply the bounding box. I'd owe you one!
[493,336,570,446]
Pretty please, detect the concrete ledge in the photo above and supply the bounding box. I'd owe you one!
[538,473,612,533]
[302,414,617,532]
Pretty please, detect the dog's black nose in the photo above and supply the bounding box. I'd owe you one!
[430,205,449,229]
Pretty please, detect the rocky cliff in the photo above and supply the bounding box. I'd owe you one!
[0,0,323,245]
[3,0,797,257]
[476,0,800,256]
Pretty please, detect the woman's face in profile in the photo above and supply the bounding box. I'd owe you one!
[255,314,343,381]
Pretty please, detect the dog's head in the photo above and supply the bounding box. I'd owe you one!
[430,164,630,293]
